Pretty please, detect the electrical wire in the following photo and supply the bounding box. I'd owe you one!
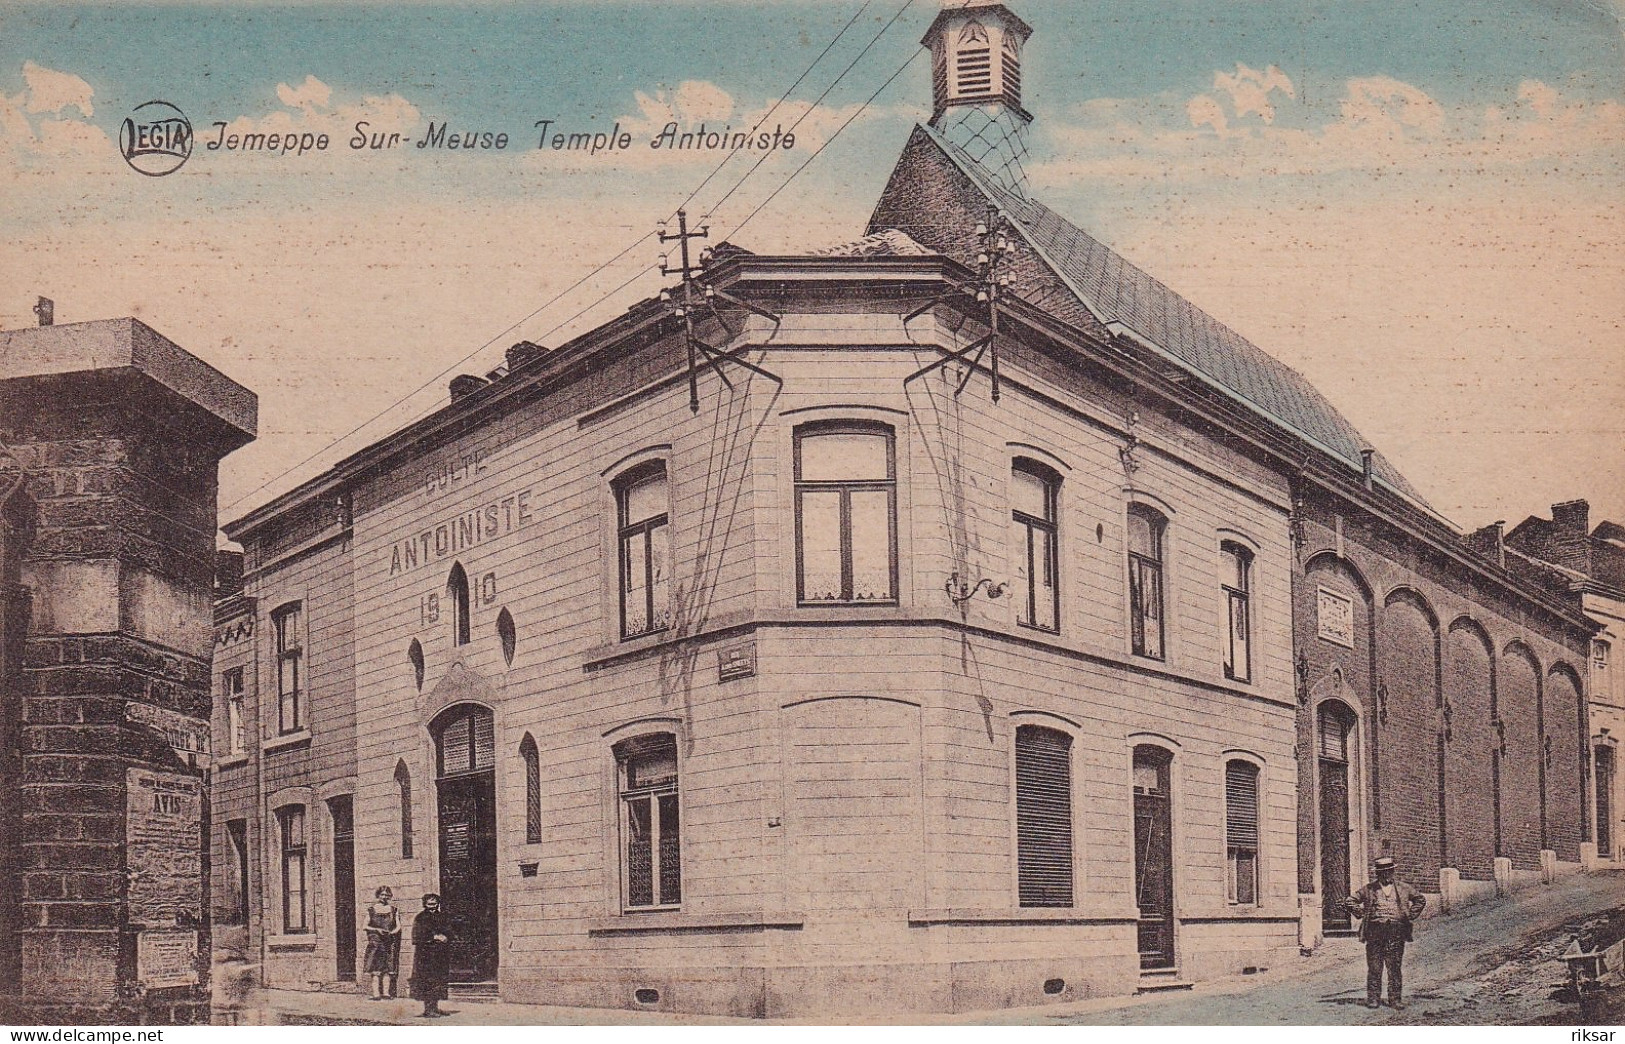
[222,1,903,518]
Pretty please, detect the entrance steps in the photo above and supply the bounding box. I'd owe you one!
[448,982,500,1003]
[1135,967,1195,994]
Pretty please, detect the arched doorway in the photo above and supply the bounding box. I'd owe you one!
[433,704,498,982]
[1318,700,1358,930]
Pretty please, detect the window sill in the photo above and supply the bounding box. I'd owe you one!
[216,753,250,770]
[263,730,312,755]
[1180,906,1300,923]
[267,934,316,952]
[587,910,805,936]
[908,907,1138,926]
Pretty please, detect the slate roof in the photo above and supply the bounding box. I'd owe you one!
[869,124,1429,506]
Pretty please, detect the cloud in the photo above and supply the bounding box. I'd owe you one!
[276,74,333,112]
[1037,69,1623,188]
[1213,63,1294,124]
[1338,75,1444,134]
[22,61,93,117]
[0,61,112,172]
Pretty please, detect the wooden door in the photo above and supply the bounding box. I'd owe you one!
[1133,746,1175,969]
[329,796,357,981]
[437,772,498,981]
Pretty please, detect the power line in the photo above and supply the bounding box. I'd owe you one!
[704,0,919,219]
[222,1,903,518]
[671,0,879,221]
[725,44,926,242]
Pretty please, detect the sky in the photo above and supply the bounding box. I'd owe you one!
[0,0,1621,533]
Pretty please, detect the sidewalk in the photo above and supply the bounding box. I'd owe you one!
[245,869,1625,1026]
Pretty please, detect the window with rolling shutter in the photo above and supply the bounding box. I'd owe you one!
[1016,725,1073,907]
[1225,760,1260,905]
[436,704,495,777]
[1318,702,1353,762]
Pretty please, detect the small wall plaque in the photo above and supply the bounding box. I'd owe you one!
[719,642,756,681]
[1317,587,1355,648]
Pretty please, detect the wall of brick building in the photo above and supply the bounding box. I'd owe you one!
[1294,493,1590,905]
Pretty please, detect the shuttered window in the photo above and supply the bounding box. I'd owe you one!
[1319,703,1353,762]
[437,705,495,777]
[1226,760,1260,905]
[1016,725,1073,908]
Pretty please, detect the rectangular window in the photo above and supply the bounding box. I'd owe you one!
[1015,725,1073,907]
[1128,508,1166,660]
[223,667,246,754]
[278,805,308,932]
[1226,761,1260,905]
[795,425,897,605]
[272,604,303,734]
[617,464,671,639]
[616,734,680,908]
[1222,544,1252,683]
[1012,464,1060,633]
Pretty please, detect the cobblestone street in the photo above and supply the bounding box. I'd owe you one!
[240,870,1625,1027]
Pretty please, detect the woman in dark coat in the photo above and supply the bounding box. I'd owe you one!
[409,893,452,1017]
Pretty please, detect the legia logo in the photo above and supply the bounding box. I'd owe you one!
[120,100,193,176]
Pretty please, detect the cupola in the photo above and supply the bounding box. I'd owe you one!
[922,1,1034,197]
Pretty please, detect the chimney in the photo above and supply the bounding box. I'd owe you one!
[215,549,244,600]
[33,297,53,327]
[506,340,547,371]
[1550,499,1592,576]
[922,1,1034,197]
[449,374,488,401]
[1467,521,1506,569]
[1359,448,1375,490]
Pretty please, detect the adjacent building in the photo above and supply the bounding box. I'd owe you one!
[1505,500,1625,864]
[207,0,1596,1017]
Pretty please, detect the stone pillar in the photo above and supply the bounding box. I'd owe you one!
[1541,849,1557,884]
[1438,867,1460,914]
[1582,841,1599,872]
[0,319,255,1024]
[1493,856,1513,896]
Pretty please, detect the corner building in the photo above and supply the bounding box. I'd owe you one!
[212,0,1593,1016]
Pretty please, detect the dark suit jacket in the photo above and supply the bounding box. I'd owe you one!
[1344,879,1426,942]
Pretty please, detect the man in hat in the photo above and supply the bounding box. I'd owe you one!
[1344,856,1426,1009]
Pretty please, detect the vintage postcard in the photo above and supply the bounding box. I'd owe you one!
[0,0,1622,1031]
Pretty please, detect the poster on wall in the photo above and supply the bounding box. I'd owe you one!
[125,768,203,927]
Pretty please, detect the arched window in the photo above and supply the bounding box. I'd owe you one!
[615,462,671,639]
[394,759,413,858]
[613,733,681,908]
[1221,543,1253,682]
[1128,507,1167,660]
[520,733,541,845]
[1015,724,1073,907]
[447,564,471,647]
[1225,760,1261,905]
[794,423,897,605]
[436,704,495,778]
[1012,461,1060,632]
